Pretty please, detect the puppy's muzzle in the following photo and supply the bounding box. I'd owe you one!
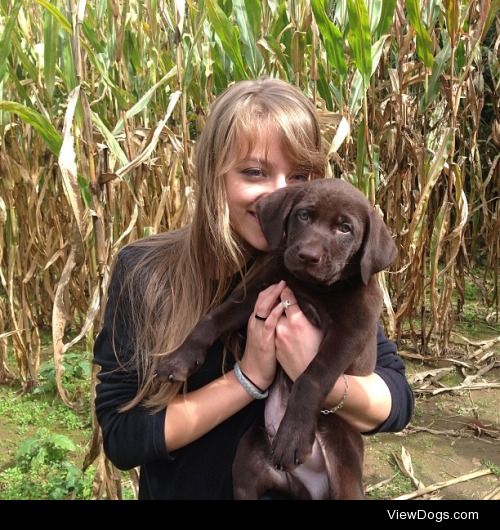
[297,247,322,265]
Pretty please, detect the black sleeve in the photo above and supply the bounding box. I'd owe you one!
[93,247,170,470]
[363,325,415,435]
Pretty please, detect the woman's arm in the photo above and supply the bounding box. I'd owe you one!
[323,371,392,432]
[95,253,286,465]
[94,248,170,470]
[275,287,414,434]
[164,371,253,451]
[95,315,256,464]
[324,327,414,433]
[165,281,287,450]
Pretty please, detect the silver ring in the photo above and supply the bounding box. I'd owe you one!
[282,299,297,309]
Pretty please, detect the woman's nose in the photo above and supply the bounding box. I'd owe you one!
[270,173,287,191]
[256,174,288,203]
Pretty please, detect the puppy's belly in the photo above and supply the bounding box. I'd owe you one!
[265,383,330,500]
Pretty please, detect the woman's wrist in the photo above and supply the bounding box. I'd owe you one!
[238,360,273,392]
[234,362,269,399]
[323,373,393,432]
[321,374,349,415]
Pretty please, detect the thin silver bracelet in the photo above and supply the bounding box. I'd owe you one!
[234,362,269,400]
[321,374,349,415]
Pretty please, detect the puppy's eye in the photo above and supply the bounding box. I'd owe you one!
[339,223,352,233]
[297,210,310,222]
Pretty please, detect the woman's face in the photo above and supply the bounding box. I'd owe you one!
[224,130,309,252]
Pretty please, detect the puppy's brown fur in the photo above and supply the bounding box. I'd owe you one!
[158,179,397,499]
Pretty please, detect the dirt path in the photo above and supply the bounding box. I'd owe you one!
[364,362,500,500]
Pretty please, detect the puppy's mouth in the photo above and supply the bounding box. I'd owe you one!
[284,257,338,285]
[289,267,340,285]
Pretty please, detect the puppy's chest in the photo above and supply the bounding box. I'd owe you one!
[291,283,362,329]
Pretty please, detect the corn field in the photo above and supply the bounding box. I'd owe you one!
[0,0,498,494]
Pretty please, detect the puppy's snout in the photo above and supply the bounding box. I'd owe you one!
[298,247,322,265]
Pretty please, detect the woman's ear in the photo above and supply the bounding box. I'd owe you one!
[256,185,305,250]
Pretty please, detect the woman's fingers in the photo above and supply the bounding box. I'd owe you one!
[253,280,286,320]
[242,282,287,389]
[263,299,286,330]
[280,287,300,318]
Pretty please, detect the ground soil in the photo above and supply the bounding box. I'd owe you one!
[364,353,500,500]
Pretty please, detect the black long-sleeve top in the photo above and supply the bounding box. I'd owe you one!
[94,247,414,499]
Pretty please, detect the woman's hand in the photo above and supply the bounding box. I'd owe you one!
[275,286,323,381]
[240,280,287,390]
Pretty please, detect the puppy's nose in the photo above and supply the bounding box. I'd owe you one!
[298,248,321,265]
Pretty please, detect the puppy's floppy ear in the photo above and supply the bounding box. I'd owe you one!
[360,208,397,285]
[256,185,305,250]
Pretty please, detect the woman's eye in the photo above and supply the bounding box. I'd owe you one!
[339,223,352,233]
[297,210,310,222]
[289,174,309,182]
[242,168,264,178]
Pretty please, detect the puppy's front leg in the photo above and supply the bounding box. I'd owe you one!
[271,330,367,470]
[156,287,259,382]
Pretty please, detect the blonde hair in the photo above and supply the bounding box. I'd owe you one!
[113,78,326,410]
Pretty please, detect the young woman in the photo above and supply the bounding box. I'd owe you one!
[94,78,414,499]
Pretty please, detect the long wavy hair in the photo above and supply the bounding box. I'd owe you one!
[112,78,326,411]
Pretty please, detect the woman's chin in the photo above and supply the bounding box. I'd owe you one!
[247,236,269,252]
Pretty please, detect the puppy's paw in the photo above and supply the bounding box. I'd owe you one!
[271,421,314,471]
[156,341,207,382]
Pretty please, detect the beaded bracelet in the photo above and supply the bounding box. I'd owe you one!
[234,362,269,400]
[321,374,349,415]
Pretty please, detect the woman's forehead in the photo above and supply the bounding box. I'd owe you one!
[233,123,282,156]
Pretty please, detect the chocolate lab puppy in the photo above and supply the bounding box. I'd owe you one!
[157,178,397,499]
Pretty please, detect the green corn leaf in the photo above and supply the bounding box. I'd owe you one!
[0,101,62,155]
[349,35,388,116]
[443,0,460,46]
[409,128,453,245]
[44,10,57,101]
[35,0,72,34]
[234,0,262,76]
[311,0,347,79]
[60,31,77,91]
[112,66,178,136]
[6,63,29,103]
[0,2,22,82]
[406,0,434,68]
[368,0,383,33]
[81,20,106,53]
[205,0,247,80]
[375,0,397,38]
[92,112,129,167]
[9,34,38,84]
[77,173,93,208]
[420,40,451,111]
[347,0,372,88]
[257,36,289,68]
[316,62,334,110]
[484,0,500,37]
[245,0,262,41]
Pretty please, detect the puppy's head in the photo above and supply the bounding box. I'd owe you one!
[256,179,396,285]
